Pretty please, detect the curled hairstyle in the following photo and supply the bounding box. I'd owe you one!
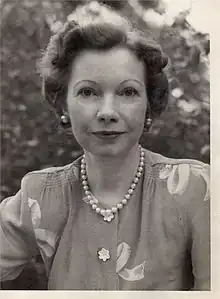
[39,3,169,130]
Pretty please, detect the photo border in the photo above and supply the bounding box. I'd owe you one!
[1,0,220,298]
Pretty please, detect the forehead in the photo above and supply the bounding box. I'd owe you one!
[69,47,146,85]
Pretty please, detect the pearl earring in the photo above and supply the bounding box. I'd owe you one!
[60,115,70,125]
[145,118,152,127]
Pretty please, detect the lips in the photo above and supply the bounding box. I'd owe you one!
[93,131,124,135]
[92,131,125,139]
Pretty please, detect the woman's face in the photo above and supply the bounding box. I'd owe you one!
[66,46,148,157]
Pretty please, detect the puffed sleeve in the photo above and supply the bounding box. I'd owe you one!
[0,175,39,281]
[187,163,210,290]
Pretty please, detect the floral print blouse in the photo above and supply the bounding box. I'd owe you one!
[0,149,210,290]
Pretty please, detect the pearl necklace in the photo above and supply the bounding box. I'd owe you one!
[80,145,145,222]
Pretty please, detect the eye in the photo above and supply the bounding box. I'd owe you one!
[119,87,139,97]
[77,87,97,97]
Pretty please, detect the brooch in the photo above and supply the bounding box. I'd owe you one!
[101,210,115,222]
[97,248,110,261]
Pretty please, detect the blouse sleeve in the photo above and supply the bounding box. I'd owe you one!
[187,163,210,290]
[0,175,39,281]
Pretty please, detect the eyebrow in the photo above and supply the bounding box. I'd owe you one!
[73,79,145,89]
[119,79,145,88]
[73,80,98,89]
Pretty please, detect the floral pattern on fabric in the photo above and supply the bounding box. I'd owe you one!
[159,164,190,195]
[159,162,210,201]
[190,164,210,201]
[159,164,173,180]
[28,198,41,228]
[35,228,59,258]
[116,242,145,281]
[118,262,146,281]
[27,198,59,258]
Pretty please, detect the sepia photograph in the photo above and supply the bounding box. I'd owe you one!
[0,0,214,293]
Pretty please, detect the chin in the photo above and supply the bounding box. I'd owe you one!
[86,140,138,158]
[87,145,119,157]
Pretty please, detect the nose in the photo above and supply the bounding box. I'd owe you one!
[96,94,119,124]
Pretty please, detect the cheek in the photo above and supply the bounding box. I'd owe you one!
[67,100,94,131]
[127,102,147,129]
[67,101,82,130]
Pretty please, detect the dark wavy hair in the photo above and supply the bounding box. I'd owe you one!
[39,3,169,131]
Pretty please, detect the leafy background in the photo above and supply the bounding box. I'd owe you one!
[0,0,210,290]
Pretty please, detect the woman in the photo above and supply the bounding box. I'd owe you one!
[0,3,210,290]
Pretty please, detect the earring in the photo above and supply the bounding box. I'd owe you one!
[60,115,70,125]
[145,118,152,127]
[144,118,152,132]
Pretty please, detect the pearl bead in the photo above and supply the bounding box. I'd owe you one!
[117,203,123,209]
[134,177,139,183]
[140,161,144,167]
[96,207,101,213]
[125,194,131,200]
[122,198,127,204]
[93,198,98,204]
[141,151,145,157]
[101,209,105,215]
[105,209,111,214]
[81,163,86,169]
[112,207,118,213]
[140,156,144,162]
[128,189,133,195]
[136,172,142,177]
[83,185,89,191]
[92,204,97,209]
[89,200,94,205]
[85,191,90,196]
[82,175,87,180]
[81,169,86,174]
[138,166,143,172]
[131,183,136,189]
[82,180,87,186]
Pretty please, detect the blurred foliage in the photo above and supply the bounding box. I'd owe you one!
[0,0,210,290]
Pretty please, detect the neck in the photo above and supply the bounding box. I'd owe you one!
[84,144,141,205]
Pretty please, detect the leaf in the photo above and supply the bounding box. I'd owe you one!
[191,164,210,201]
[116,242,131,273]
[35,229,59,258]
[28,198,41,228]
[167,164,190,195]
[159,164,173,180]
[118,261,146,281]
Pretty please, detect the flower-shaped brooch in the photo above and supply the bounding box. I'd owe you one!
[97,248,110,262]
[101,210,114,222]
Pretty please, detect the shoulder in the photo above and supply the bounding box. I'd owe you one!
[144,148,210,203]
[21,156,82,194]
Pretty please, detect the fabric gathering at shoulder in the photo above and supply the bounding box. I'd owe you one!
[21,159,80,189]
